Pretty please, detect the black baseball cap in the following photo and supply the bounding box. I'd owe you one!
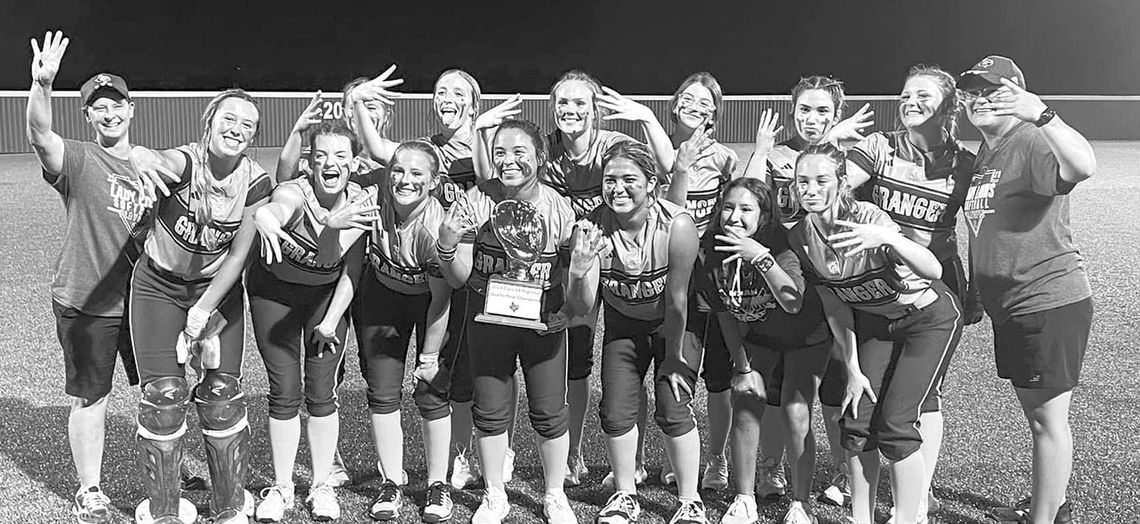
[958,55,1026,91]
[80,73,130,106]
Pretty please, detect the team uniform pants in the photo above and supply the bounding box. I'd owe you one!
[129,254,245,385]
[841,281,963,461]
[247,263,348,420]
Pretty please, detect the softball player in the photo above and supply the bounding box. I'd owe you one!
[788,143,963,524]
[128,89,271,524]
[438,119,578,524]
[567,141,703,524]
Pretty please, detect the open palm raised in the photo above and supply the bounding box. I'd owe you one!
[31,30,69,86]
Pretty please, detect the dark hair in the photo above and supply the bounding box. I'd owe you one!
[492,119,549,178]
[308,119,361,158]
[900,64,960,142]
[709,177,788,254]
[549,70,605,133]
[793,142,858,222]
[601,141,660,200]
[190,88,260,225]
[669,71,724,130]
[790,75,847,119]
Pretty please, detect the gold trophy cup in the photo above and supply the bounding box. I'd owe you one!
[474,200,549,330]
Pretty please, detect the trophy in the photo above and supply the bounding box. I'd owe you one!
[474,200,549,330]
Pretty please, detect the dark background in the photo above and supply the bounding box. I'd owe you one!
[3,0,1138,95]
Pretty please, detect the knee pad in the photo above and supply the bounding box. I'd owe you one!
[136,376,192,521]
[194,373,250,515]
[567,326,594,380]
[138,376,192,438]
[194,373,247,434]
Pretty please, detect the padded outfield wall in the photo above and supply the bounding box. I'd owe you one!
[0,92,1137,153]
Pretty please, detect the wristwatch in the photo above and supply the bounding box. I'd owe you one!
[755,254,775,273]
[1035,107,1057,127]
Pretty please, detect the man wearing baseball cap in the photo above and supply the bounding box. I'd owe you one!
[958,55,1096,524]
[26,30,181,523]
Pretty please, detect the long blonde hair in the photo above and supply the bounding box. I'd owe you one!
[189,88,260,225]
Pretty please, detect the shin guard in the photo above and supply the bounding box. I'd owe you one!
[194,372,250,518]
[136,376,192,522]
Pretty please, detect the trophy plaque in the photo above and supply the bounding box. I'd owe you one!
[474,200,549,330]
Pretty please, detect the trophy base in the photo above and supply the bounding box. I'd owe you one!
[475,313,548,331]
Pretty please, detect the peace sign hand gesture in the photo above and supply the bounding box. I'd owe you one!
[475,94,523,131]
[987,78,1049,123]
[31,30,70,87]
[291,91,325,136]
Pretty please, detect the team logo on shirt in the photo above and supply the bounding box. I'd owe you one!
[601,267,668,306]
[824,267,906,307]
[963,168,1002,236]
[685,188,720,232]
[870,179,952,232]
[106,172,153,234]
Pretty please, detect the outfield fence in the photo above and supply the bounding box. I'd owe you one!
[1,91,1138,153]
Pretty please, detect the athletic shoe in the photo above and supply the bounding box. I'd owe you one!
[668,500,707,524]
[255,484,295,522]
[472,487,510,524]
[307,483,340,522]
[450,451,481,489]
[214,509,249,524]
[720,495,758,524]
[503,448,516,484]
[986,496,1072,523]
[782,500,817,524]
[134,497,198,524]
[327,457,351,487]
[423,481,454,523]
[543,490,578,524]
[73,486,111,524]
[376,462,410,486]
[368,480,403,521]
[243,490,256,517]
[597,491,641,524]
[700,456,729,491]
[756,457,787,498]
[660,460,677,486]
[601,466,649,490]
[817,470,850,507]
[565,455,589,487]
[884,506,928,524]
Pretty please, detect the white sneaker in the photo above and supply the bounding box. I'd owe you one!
[450,451,482,489]
[503,448,516,484]
[543,490,578,524]
[668,500,706,524]
[565,455,589,487]
[782,500,816,524]
[597,491,641,524]
[720,495,758,524]
[134,497,198,524]
[73,486,112,524]
[884,501,930,524]
[423,481,454,523]
[756,457,787,498]
[376,462,409,486]
[700,456,729,491]
[472,487,510,524]
[307,483,340,522]
[660,460,677,486]
[327,457,351,487]
[817,470,850,507]
[368,480,403,521]
[601,466,648,490]
[255,484,295,522]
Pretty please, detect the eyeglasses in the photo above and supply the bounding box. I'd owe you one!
[960,86,1001,102]
[679,95,715,113]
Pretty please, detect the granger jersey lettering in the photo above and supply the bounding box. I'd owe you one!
[849,131,974,261]
[587,199,688,322]
[767,137,808,227]
[661,141,738,238]
[464,180,575,316]
[542,130,635,218]
[259,179,369,286]
[145,143,271,280]
[789,201,933,318]
[368,195,447,296]
[423,133,477,211]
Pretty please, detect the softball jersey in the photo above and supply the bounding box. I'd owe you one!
[665,142,739,238]
[543,130,635,218]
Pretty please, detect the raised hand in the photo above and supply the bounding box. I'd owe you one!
[438,201,478,249]
[352,64,404,106]
[254,206,302,264]
[828,219,901,257]
[988,78,1049,123]
[598,86,657,124]
[291,91,325,135]
[753,108,784,159]
[569,222,610,277]
[323,194,382,231]
[827,103,875,143]
[713,231,771,264]
[475,94,523,130]
[675,120,716,173]
[30,30,69,86]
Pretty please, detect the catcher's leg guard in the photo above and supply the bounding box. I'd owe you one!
[136,376,192,523]
[195,372,250,520]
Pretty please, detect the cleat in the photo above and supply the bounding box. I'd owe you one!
[472,487,510,524]
[327,459,351,488]
[668,500,706,524]
[307,483,340,522]
[597,491,641,524]
[700,456,729,491]
[423,481,454,523]
[450,451,481,489]
[756,457,787,499]
[134,497,198,524]
[368,480,403,521]
[720,494,758,524]
[255,484,294,522]
[782,500,817,524]
[817,470,850,507]
[543,490,577,524]
[73,486,112,524]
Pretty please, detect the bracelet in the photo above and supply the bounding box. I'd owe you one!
[419,352,439,366]
[751,253,775,273]
[735,366,753,375]
[437,242,457,262]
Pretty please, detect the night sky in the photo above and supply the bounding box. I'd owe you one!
[3,0,1138,95]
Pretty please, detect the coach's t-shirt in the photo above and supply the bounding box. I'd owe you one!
[661,141,739,238]
[543,130,635,219]
[45,139,153,316]
[963,122,1091,321]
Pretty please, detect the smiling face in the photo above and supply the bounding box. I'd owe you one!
[84,92,134,141]
[345,90,388,135]
[793,89,838,144]
[208,97,259,159]
[794,154,843,214]
[719,186,767,238]
[433,72,475,130]
[553,80,596,136]
[492,127,540,187]
[602,157,656,215]
[899,75,946,130]
[388,148,438,208]
[310,133,356,198]
[674,82,716,132]
[962,82,1013,132]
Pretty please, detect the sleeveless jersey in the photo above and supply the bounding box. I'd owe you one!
[423,132,477,211]
[259,178,370,286]
[664,141,738,238]
[788,201,933,318]
[145,143,271,280]
[542,130,635,219]
[766,137,808,226]
[464,180,576,316]
[848,131,974,261]
[587,199,689,322]
[367,195,447,296]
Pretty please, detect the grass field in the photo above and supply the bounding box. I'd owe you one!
[1,143,1137,524]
